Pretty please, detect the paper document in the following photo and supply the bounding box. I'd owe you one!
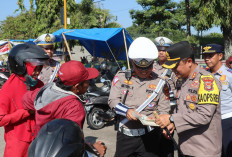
[132,112,159,127]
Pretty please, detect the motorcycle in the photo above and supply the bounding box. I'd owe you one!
[83,61,119,130]
[0,65,10,89]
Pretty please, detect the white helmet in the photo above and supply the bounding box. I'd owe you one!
[154,37,173,51]
[34,33,56,48]
[128,37,158,67]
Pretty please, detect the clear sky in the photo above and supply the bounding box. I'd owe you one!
[0,0,221,35]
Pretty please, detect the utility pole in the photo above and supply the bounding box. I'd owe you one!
[64,0,67,29]
[93,0,105,28]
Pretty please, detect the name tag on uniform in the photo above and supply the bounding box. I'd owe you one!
[146,89,153,93]
[188,89,197,94]
[121,84,133,89]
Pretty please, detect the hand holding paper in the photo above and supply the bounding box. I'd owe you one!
[132,111,159,127]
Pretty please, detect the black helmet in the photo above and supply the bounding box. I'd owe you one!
[28,119,86,157]
[8,43,49,75]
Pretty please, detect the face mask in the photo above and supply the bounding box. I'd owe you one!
[25,75,38,87]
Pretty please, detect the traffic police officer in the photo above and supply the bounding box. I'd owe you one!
[153,36,176,156]
[155,41,222,157]
[153,36,174,75]
[108,37,171,157]
[153,37,178,104]
[203,44,232,157]
[34,33,61,84]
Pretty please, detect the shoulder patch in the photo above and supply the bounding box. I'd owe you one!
[198,75,220,105]
[113,76,119,86]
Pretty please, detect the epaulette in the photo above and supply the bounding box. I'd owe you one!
[199,67,211,76]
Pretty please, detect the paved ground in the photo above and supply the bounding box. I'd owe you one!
[0,121,178,157]
[0,127,5,157]
[0,121,117,157]
[84,121,117,157]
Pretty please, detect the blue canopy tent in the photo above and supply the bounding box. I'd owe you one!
[52,28,133,61]
[10,39,35,45]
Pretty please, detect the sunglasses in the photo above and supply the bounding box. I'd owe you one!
[134,63,153,71]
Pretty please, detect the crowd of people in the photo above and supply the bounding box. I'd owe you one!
[0,32,232,157]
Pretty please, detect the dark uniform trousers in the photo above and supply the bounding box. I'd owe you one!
[114,128,174,157]
[222,117,232,157]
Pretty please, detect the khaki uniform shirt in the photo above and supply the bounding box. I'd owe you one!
[108,70,170,129]
[173,66,222,157]
[153,61,166,77]
[38,59,60,84]
[153,61,177,92]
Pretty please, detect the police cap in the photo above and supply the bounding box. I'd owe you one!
[128,37,158,68]
[163,41,193,69]
[34,33,56,49]
[203,44,223,54]
[154,37,173,51]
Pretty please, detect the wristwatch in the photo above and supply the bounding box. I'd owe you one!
[169,115,174,123]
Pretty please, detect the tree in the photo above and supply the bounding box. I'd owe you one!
[197,0,232,58]
[0,12,37,39]
[0,0,120,40]
[185,0,191,37]
[31,0,120,31]
[130,0,179,36]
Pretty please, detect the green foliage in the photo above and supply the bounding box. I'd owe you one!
[130,0,180,35]
[0,12,37,40]
[0,0,120,40]
[199,33,223,45]
[126,24,186,42]
[197,0,232,57]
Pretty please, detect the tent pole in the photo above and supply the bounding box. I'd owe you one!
[92,41,95,67]
[7,39,12,50]
[122,28,130,70]
[62,33,73,60]
[106,42,121,69]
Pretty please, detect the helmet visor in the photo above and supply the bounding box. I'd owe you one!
[24,58,48,66]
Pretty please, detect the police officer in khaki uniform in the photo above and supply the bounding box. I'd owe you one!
[109,37,171,157]
[153,37,173,76]
[34,33,61,84]
[153,37,176,157]
[153,37,178,105]
[155,41,222,157]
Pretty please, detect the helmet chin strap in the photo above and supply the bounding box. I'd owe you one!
[24,73,38,89]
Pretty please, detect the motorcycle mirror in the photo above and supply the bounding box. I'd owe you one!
[122,66,126,71]
[100,78,106,83]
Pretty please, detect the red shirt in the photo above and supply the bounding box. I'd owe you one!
[0,74,44,157]
[23,87,86,136]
